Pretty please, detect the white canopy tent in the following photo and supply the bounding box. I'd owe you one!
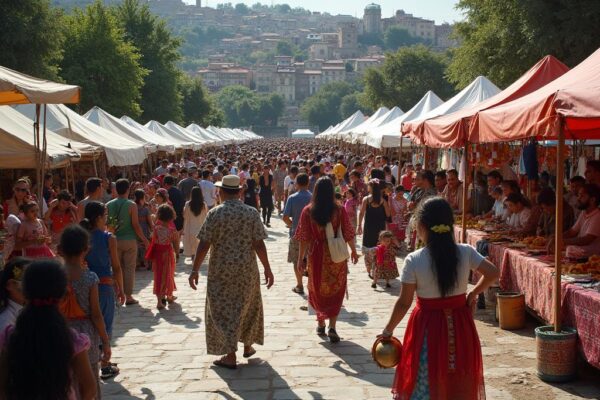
[325,110,365,141]
[402,76,500,144]
[164,121,211,148]
[84,106,165,154]
[342,107,389,143]
[0,66,80,105]
[352,106,404,145]
[365,91,444,149]
[121,116,187,152]
[0,106,90,168]
[144,120,200,151]
[291,129,315,139]
[187,123,223,145]
[15,104,147,166]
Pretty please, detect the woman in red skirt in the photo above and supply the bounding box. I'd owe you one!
[381,197,499,400]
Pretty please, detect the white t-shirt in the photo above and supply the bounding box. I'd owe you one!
[284,175,296,194]
[507,207,532,231]
[400,244,485,298]
[199,180,217,207]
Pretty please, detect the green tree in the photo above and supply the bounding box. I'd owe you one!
[384,26,420,50]
[448,0,600,88]
[363,45,454,110]
[358,32,384,47]
[0,0,63,79]
[339,93,372,119]
[234,3,250,14]
[276,41,294,56]
[215,85,283,127]
[117,0,183,123]
[300,81,357,130]
[60,1,147,117]
[181,76,224,126]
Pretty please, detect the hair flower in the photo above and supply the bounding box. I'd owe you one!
[369,178,380,185]
[431,224,451,234]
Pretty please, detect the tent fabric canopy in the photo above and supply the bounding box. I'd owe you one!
[365,91,444,149]
[0,66,80,105]
[420,56,570,148]
[187,123,223,144]
[0,106,87,169]
[327,110,365,140]
[474,47,600,142]
[144,120,199,150]
[352,107,405,145]
[402,76,501,144]
[291,129,315,138]
[164,121,210,147]
[15,104,146,167]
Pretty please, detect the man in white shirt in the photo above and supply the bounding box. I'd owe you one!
[284,165,299,206]
[154,159,170,176]
[552,184,600,256]
[200,170,218,209]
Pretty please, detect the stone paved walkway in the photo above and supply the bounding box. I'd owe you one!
[104,214,600,399]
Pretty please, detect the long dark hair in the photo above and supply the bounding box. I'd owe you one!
[0,258,30,313]
[310,177,336,226]
[189,186,205,216]
[369,180,382,203]
[80,201,105,231]
[0,260,73,399]
[416,197,459,297]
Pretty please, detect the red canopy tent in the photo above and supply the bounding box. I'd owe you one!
[472,48,600,143]
[420,55,570,148]
[470,47,600,334]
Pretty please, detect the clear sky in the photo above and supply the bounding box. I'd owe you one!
[185,1,463,24]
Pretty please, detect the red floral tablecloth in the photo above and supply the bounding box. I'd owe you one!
[454,226,600,369]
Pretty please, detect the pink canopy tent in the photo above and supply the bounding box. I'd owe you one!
[420,55,570,148]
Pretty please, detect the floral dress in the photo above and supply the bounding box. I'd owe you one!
[145,221,177,297]
[374,244,400,281]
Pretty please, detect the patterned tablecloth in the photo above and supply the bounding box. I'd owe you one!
[454,226,600,369]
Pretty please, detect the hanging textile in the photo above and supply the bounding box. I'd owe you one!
[522,142,539,180]
[577,156,587,177]
[458,150,466,182]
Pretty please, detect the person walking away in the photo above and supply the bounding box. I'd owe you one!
[259,165,275,227]
[178,167,199,202]
[381,197,498,400]
[80,201,125,380]
[243,173,259,209]
[59,225,113,398]
[0,260,97,400]
[284,165,299,206]
[189,174,274,369]
[146,205,178,310]
[106,179,149,306]
[77,178,104,221]
[294,177,358,343]
[371,230,399,289]
[273,161,287,214]
[358,180,390,278]
[163,176,184,257]
[283,173,312,295]
[200,170,218,210]
[134,189,153,270]
[183,187,208,259]
[15,202,54,259]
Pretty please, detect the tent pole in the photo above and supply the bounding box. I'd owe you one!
[40,104,48,216]
[93,157,98,177]
[397,137,403,183]
[554,117,565,333]
[461,144,470,244]
[423,146,429,170]
[34,104,42,215]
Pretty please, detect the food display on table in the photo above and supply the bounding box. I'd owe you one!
[521,236,546,249]
[562,255,600,280]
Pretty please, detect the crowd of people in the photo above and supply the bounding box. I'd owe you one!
[1,137,599,399]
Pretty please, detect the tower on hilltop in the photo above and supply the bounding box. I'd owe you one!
[363,3,382,34]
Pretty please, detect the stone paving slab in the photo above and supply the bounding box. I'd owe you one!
[103,214,600,400]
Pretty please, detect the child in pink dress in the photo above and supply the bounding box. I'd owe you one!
[15,202,54,259]
[371,230,399,289]
[389,185,408,242]
[344,188,359,235]
[145,204,178,310]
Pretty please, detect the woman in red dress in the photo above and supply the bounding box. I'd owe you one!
[381,197,499,399]
[294,177,359,343]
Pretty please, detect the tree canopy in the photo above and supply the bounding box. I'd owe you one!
[448,0,600,88]
[0,0,63,79]
[383,26,423,50]
[216,86,284,127]
[60,0,147,117]
[181,76,225,127]
[300,81,360,130]
[363,45,454,111]
[117,0,183,123]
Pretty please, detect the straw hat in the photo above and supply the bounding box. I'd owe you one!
[215,175,242,189]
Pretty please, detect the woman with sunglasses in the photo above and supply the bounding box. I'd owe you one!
[3,178,31,217]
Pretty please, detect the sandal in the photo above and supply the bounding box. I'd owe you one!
[328,328,340,343]
[213,359,237,370]
[125,299,139,306]
[243,348,257,358]
[316,325,326,336]
[100,364,120,380]
[167,296,177,304]
[292,286,304,295]
[371,283,377,289]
